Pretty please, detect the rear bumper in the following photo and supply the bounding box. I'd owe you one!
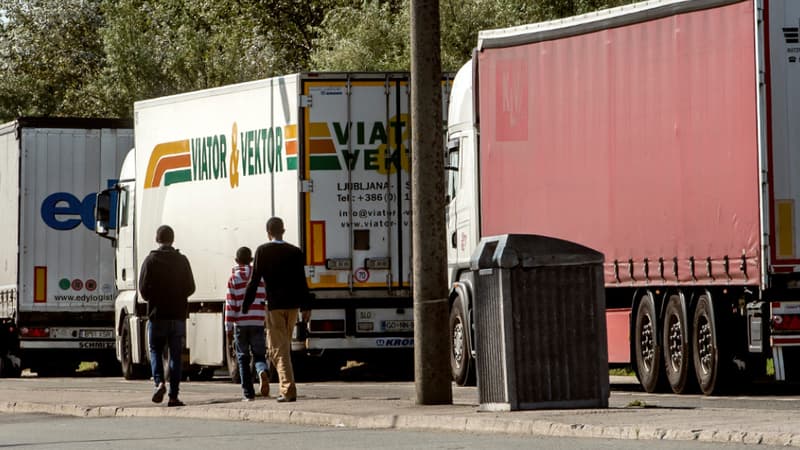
[303,336,414,351]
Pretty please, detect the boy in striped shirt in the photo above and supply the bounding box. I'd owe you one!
[225,247,269,401]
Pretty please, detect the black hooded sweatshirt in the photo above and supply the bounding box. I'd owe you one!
[138,245,196,320]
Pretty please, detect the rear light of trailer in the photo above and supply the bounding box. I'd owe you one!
[772,314,800,332]
[20,327,49,338]
[308,319,345,333]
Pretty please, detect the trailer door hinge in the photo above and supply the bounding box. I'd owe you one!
[300,179,314,193]
[305,265,316,278]
[300,95,312,108]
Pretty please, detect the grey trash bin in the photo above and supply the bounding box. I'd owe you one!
[471,234,609,411]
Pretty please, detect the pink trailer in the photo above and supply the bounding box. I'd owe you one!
[446,0,800,394]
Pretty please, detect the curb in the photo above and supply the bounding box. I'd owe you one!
[2,400,799,447]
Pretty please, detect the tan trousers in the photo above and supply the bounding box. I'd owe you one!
[267,308,298,399]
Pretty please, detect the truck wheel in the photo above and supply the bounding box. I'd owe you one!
[634,292,666,392]
[120,318,149,380]
[450,297,475,386]
[693,294,724,395]
[662,293,694,394]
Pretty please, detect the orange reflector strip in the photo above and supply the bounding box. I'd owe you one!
[34,266,47,303]
[310,221,326,265]
[319,274,338,284]
[777,200,795,258]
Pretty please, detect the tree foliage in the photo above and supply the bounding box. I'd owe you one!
[0,0,107,119]
[95,0,277,117]
[311,0,634,72]
[252,0,355,73]
[311,1,410,72]
[0,0,634,121]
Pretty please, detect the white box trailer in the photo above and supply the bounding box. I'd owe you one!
[96,74,450,380]
[0,117,133,377]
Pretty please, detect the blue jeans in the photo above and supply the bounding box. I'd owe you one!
[235,325,268,398]
[148,319,185,399]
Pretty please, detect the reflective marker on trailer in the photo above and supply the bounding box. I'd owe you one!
[34,266,47,303]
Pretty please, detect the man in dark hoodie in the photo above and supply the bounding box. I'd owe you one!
[138,225,195,407]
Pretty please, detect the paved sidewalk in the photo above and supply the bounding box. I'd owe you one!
[1,376,799,447]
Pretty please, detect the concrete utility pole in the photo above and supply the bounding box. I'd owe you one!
[410,0,452,405]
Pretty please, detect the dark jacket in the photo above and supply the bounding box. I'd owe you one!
[138,245,196,320]
[243,241,311,312]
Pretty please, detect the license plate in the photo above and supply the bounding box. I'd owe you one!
[79,341,115,349]
[79,329,113,339]
[383,320,413,332]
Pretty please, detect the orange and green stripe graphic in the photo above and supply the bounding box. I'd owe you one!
[307,122,341,171]
[287,123,335,171]
[285,125,299,170]
[144,141,192,188]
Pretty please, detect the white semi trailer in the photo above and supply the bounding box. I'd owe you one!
[96,74,450,380]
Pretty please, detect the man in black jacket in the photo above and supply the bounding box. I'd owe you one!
[243,217,312,402]
[139,225,195,407]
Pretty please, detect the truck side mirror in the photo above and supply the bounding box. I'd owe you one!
[95,190,115,242]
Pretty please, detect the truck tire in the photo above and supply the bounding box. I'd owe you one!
[120,318,149,380]
[693,294,725,395]
[662,293,694,394]
[450,297,475,386]
[634,292,666,392]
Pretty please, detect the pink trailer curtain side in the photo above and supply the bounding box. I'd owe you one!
[478,0,760,287]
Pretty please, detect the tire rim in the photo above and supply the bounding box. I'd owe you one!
[697,313,713,375]
[452,319,464,369]
[640,313,656,371]
[668,314,683,370]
